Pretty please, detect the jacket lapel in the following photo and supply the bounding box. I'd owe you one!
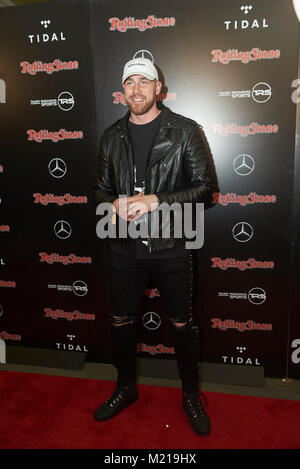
[117,111,135,194]
[145,106,173,174]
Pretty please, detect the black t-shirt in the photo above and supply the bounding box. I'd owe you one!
[111,112,186,259]
[128,112,162,191]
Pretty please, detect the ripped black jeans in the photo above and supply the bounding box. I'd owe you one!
[108,247,200,393]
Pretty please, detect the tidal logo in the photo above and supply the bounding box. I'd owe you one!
[0,79,6,104]
[28,19,67,44]
[56,334,88,352]
[222,346,261,366]
[224,18,269,31]
[224,3,269,31]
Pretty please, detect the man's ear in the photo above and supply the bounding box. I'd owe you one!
[155,80,162,96]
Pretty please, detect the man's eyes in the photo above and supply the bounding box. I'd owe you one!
[126,80,149,86]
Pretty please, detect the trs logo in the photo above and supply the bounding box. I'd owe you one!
[0,79,6,103]
[0,339,6,363]
[291,339,300,364]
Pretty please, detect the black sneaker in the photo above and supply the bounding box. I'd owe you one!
[94,385,138,421]
[183,391,211,436]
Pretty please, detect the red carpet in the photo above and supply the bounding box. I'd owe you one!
[0,370,299,449]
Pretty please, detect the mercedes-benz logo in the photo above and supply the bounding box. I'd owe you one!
[143,312,161,330]
[72,280,88,297]
[252,82,272,103]
[233,154,255,176]
[248,287,266,305]
[57,91,74,111]
[48,158,67,178]
[232,222,253,243]
[133,50,155,64]
[54,220,72,239]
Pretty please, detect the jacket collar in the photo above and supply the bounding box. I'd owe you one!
[117,105,174,179]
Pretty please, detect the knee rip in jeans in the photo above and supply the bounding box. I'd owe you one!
[170,316,195,333]
[110,312,135,327]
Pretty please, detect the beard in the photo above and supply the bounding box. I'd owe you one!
[125,92,157,116]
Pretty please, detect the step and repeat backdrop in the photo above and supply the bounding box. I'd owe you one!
[0,0,300,379]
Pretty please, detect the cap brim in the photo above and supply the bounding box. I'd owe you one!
[122,72,157,83]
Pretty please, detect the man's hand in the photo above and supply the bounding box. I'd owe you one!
[112,193,159,222]
[127,193,159,221]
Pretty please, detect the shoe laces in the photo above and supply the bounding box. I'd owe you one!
[106,388,126,407]
[184,392,207,418]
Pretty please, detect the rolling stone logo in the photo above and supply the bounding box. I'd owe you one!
[212,122,278,137]
[137,343,175,356]
[0,330,21,341]
[20,59,79,76]
[109,15,176,32]
[27,129,83,143]
[44,308,95,321]
[0,279,16,288]
[212,192,276,206]
[212,257,274,271]
[33,193,87,205]
[211,318,272,332]
[211,48,280,64]
[39,252,92,266]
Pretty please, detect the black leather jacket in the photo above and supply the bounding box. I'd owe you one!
[93,106,213,254]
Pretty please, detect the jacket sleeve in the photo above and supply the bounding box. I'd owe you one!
[154,124,213,206]
[92,134,118,205]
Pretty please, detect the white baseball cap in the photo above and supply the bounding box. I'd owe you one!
[122,57,158,83]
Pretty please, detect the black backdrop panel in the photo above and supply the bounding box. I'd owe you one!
[288,23,300,379]
[0,3,111,362]
[90,0,298,377]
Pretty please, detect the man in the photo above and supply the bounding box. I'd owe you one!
[93,57,213,436]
